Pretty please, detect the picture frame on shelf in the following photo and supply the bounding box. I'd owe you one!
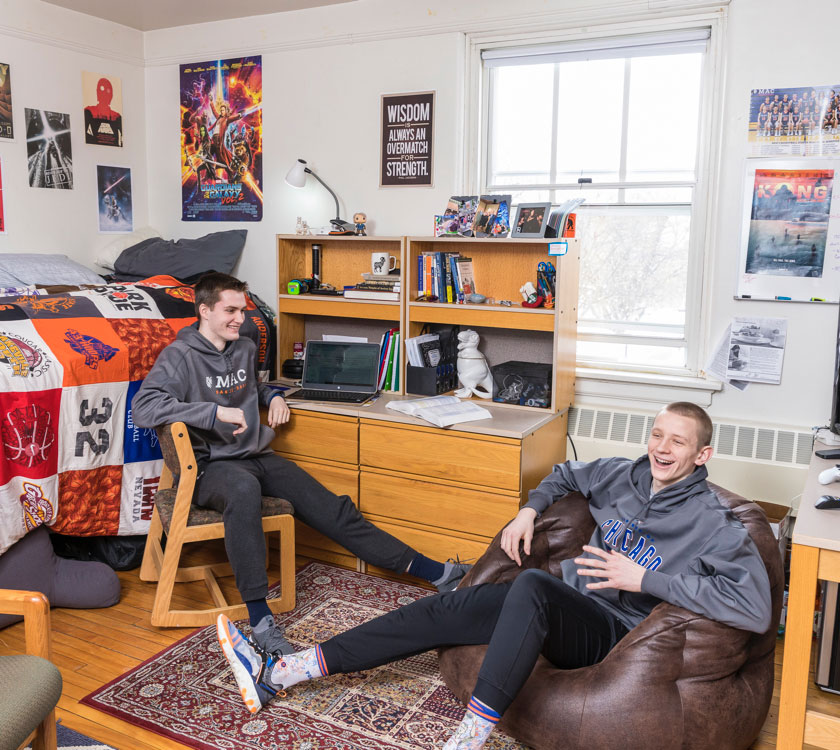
[472,194,512,238]
[512,202,551,238]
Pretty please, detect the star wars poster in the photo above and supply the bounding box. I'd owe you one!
[180,55,263,222]
[83,71,123,147]
[737,161,840,302]
[0,63,13,140]
[748,85,840,157]
[25,109,73,189]
[96,165,133,233]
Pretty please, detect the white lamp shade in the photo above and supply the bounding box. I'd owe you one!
[285,158,308,188]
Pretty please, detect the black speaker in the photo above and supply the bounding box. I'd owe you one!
[282,358,304,379]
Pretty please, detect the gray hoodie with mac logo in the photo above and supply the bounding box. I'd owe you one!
[132,323,281,469]
[523,457,772,634]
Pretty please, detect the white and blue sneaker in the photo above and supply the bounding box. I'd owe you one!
[216,614,282,713]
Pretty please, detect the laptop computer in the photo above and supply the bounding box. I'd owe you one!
[285,340,381,404]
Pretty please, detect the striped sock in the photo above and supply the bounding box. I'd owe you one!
[268,644,328,691]
[443,696,500,749]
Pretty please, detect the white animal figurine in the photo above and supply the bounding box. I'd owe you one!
[455,329,494,399]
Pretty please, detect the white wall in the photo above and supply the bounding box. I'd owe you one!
[3,0,837,445]
[0,0,148,271]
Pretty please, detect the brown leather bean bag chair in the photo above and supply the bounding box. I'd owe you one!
[438,485,783,750]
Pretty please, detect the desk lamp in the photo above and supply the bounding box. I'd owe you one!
[285,158,355,234]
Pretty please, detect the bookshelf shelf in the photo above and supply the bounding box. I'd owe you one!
[408,301,555,332]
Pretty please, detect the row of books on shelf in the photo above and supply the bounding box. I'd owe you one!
[377,328,401,391]
[417,252,475,303]
[344,272,402,301]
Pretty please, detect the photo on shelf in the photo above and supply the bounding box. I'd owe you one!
[443,195,478,236]
[512,202,551,238]
[471,194,512,238]
[434,214,460,237]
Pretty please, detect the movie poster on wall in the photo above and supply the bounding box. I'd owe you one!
[380,91,434,187]
[0,157,5,233]
[747,85,840,158]
[0,63,13,140]
[737,160,840,301]
[180,55,263,221]
[25,109,73,189]
[82,71,123,147]
[96,165,133,233]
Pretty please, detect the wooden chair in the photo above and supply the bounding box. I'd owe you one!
[139,422,296,627]
[0,589,61,750]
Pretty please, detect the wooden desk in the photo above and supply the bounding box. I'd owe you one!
[270,393,567,571]
[779,441,840,748]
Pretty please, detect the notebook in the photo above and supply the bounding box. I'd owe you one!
[285,340,381,404]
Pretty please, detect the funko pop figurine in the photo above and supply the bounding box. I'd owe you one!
[354,212,367,236]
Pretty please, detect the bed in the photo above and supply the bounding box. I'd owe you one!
[0,272,274,556]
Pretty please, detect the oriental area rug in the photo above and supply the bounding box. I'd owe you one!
[82,562,528,750]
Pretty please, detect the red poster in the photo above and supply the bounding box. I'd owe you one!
[0,157,5,233]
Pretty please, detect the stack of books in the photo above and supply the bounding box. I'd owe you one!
[378,327,400,391]
[416,252,475,303]
[344,272,402,301]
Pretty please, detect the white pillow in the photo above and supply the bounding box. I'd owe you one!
[94,226,162,270]
[0,254,105,286]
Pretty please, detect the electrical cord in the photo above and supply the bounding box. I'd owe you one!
[567,433,578,461]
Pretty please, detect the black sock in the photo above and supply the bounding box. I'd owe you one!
[246,599,272,627]
[407,554,445,583]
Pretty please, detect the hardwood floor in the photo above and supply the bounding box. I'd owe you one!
[2,544,839,750]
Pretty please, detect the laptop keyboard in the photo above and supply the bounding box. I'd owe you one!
[290,389,371,403]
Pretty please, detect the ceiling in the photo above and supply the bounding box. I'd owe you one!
[41,0,357,31]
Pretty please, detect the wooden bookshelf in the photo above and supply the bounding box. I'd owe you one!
[405,236,579,413]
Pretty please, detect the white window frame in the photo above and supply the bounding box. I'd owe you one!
[463,10,728,388]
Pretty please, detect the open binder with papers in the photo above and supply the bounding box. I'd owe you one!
[386,395,492,428]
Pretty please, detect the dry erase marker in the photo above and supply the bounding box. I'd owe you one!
[741,294,751,299]
[811,297,826,302]
[775,295,791,300]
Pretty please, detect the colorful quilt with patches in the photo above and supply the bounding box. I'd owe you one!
[0,275,274,556]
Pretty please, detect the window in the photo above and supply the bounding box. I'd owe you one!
[480,29,713,374]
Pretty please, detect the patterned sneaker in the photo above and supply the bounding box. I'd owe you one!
[216,614,282,713]
[435,559,474,593]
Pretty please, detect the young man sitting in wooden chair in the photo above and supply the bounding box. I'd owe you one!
[132,272,470,655]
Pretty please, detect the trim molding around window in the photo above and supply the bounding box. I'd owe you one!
[463,8,729,384]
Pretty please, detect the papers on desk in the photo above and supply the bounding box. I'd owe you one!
[386,395,492,428]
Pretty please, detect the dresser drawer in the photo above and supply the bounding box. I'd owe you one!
[365,520,492,569]
[360,470,517,538]
[276,456,359,503]
[360,421,521,491]
[271,411,357,465]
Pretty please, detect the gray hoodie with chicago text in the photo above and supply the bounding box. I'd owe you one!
[523,457,772,634]
[131,324,281,469]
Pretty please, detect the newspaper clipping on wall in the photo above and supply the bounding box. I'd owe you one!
[748,85,840,158]
[726,317,787,384]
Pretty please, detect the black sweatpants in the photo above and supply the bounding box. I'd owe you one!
[320,568,629,715]
[195,453,417,601]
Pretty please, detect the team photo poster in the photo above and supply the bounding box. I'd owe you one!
[748,85,840,158]
[737,161,840,301]
[25,108,73,189]
[83,71,123,147]
[179,55,263,221]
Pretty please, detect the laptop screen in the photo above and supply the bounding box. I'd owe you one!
[302,341,380,391]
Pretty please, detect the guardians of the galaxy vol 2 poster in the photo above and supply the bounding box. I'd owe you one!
[180,55,263,221]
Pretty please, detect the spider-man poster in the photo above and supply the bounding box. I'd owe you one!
[180,55,263,222]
